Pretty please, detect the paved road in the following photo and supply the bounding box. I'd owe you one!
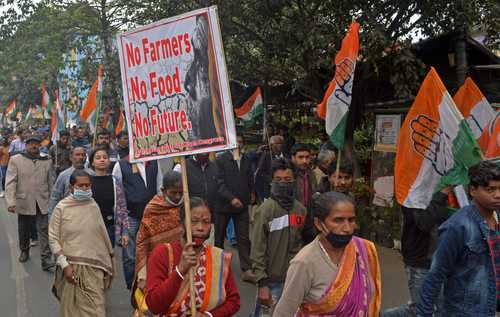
[0,197,409,316]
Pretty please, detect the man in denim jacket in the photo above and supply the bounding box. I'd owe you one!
[417,161,500,316]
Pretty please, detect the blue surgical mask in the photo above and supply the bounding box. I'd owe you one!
[73,189,93,201]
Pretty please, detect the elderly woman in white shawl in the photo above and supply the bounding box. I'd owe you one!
[49,169,114,317]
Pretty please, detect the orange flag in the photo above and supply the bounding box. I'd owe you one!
[316,22,360,149]
[453,77,495,152]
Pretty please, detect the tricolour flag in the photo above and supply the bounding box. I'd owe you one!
[25,107,33,121]
[51,93,65,144]
[234,87,264,126]
[453,77,495,152]
[80,65,103,133]
[41,81,52,119]
[316,22,360,149]
[6,100,17,118]
[481,113,500,158]
[115,110,126,136]
[395,68,483,209]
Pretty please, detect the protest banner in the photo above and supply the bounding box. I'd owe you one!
[116,6,237,162]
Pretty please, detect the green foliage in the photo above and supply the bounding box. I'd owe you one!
[0,0,497,120]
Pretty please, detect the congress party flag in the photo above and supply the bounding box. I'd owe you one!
[51,93,65,144]
[316,21,359,149]
[80,65,103,134]
[395,68,483,209]
[41,81,52,119]
[235,87,264,126]
[25,107,33,121]
[115,110,126,136]
[6,100,17,118]
[481,113,500,158]
[453,77,495,152]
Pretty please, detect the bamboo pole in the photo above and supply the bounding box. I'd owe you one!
[180,156,197,316]
[335,149,342,190]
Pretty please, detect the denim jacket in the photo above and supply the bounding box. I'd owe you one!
[417,204,497,317]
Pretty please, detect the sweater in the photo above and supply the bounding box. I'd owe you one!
[250,198,307,286]
[145,242,240,316]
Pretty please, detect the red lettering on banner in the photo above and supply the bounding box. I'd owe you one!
[142,38,149,64]
[184,33,191,53]
[134,112,143,137]
[149,72,157,98]
[150,109,157,136]
[126,42,141,67]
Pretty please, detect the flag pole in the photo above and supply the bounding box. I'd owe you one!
[180,156,197,316]
[335,149,342,185]
[92,104,101,148]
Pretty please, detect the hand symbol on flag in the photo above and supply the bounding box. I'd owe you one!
[410,114,453,176]
[333,58,355,107]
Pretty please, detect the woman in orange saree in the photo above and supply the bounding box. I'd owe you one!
[274,192,381,317]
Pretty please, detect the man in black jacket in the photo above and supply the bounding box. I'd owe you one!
[215,135,254,281]
[186,153,218,216]
[254,135,285,202]
[382,187,451,316]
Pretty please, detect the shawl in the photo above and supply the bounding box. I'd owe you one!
[48,195,114,275]
[135,194,184,280]
[167,242,232,315]
[299,236,381,317]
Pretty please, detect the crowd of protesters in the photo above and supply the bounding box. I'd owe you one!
[2,123,500,317]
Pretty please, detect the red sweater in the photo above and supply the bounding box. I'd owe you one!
[145,241,240,316]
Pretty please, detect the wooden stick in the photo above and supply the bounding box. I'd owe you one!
[180,156,197,316]
[335,149,342,186]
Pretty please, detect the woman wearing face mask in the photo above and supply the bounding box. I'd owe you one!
[89,146,129,247]
[132,171,185,314]
[274,191,382,317]
[145,197,240,316]
[48,169,114,317]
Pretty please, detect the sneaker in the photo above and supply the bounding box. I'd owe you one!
[241,269,257,283]
[30,239,38,247]
[0,192,4,198]
[18,250,29,263]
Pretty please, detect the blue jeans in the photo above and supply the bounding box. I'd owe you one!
[0,166,6,191]
[122,216,140,289]
[381,265,441,317]
[253,282,284,317]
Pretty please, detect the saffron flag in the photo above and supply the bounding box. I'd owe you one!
[115,110,126,136]
[316,21,360,149]
[482,113,500,158]
[453,77,495,152]
[234,87,264,126]
[51,93,65,144]
[41,81,52,119]
[80,65,103,133]
[395,68,483,209]
[6,100,17,118]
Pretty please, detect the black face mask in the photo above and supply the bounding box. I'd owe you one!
[270,181,295,210]
[322,223,353,248]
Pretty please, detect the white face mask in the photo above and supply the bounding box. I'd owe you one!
[73,189,93,201]
[165,194,183,207]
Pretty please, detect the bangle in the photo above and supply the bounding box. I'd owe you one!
[205,312,213,317]
[175,266,184,280]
